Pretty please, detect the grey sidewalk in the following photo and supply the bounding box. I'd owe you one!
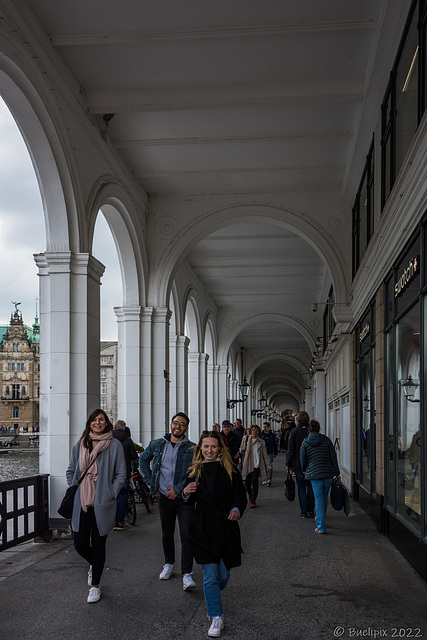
[1,456,426,640]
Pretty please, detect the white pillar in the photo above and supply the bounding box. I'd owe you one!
[207,363,215,426]
[140,307,153,445]
[151,307,171,439]
[313,371,326,427]
[114,305,142,435]
[175,335,189,414]
[35,251,104,523]
[218,365,228,422]
[199,352,209,433]
[169,334,177,418]
[188,351,200,439]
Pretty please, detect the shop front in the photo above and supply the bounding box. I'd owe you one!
[384,220,426,580]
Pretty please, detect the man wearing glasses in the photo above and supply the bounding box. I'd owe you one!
[139,413,196,590]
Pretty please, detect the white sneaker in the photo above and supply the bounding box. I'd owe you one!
[183,573,196,590]
[87,565,92,586]
[87,586,101,603]
[208,616,224,638]
[159,563,174,580]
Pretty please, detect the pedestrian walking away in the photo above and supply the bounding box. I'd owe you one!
[300,419,340,534]
[112,419,138,530]
[259,421,278,486]
[286,411,315,518]
[220,420,241,467]
[139,412,197,590]
[241,424,271,507]
[65,408,126,603]
[183,431,247,638]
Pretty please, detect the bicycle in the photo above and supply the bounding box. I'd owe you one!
[131,467,153,513]
[126,482,137,525]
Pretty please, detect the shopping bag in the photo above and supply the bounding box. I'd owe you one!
[284,472,295,501]
[330,477,345,511]
[343,487,355,516]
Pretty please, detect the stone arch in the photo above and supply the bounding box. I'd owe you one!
[247,353,312,388]
[204,314,217,364]
[183,290,203,353]
[0,63,77,253]
[154,202,349,310]
[218,314,316,365]
[87,178,148,307]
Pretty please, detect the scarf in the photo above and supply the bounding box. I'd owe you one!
[79,431,113,512]
[242,436,259,479]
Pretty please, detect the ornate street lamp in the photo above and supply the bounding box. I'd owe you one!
[227,377,251,409]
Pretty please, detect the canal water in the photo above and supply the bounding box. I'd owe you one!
[0,450,39,482]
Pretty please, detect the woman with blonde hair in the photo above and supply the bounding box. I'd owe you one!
[183,431,247,638]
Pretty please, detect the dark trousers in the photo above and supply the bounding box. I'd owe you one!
[244,467,261,500]
[294,468,315,516]
[73,507,108,586]
[157,493,194,574]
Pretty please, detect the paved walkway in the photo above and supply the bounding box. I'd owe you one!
[1,455,426,640]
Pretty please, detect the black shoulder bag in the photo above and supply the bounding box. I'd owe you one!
[58,458,96,519]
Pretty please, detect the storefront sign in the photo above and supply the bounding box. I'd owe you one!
[359,323,370,342]
[394,256,419,298]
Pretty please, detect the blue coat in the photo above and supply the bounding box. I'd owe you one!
[66,438,126,536]
[139,434,195,495]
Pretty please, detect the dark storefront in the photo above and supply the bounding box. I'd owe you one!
[383,220,427,580]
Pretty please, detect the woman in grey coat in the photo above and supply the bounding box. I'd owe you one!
[66,408,126,603]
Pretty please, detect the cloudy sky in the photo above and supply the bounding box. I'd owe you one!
[0,97,121,340]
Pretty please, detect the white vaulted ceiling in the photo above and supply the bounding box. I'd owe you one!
[21,0,394,410]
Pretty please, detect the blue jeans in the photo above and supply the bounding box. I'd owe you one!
[116,480,129,524]
[311,478,333,532]
[202,560,230,617]
[294,468,314,516]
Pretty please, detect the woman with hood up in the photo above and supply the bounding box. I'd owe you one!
[300,419,340,534]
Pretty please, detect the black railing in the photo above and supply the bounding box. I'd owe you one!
[0,474,49,551]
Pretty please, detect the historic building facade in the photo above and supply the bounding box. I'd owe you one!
[0,305,40,433]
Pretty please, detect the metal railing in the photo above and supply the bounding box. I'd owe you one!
[0,474,49,551]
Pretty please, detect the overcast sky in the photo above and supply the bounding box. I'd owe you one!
[0,97,121,340]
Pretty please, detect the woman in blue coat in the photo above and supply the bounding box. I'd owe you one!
[66,408,126,603]
[300,419,340,535]
[183,431,247,638]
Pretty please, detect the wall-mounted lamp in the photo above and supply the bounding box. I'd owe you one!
[401,375,420,403]
[227,377,250,409]
[251,395,267,417]
[363,394,370,412]
[311,301,347,313]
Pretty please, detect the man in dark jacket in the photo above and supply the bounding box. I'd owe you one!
[113,419,138,530]
[260,421,278,486]
[220,420,241,465]
[286,411,315,518]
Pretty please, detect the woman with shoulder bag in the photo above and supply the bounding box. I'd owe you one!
[241,425,271,508]
[65,408,126,603]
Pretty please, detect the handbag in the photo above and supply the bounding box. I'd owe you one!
[343,487,355,516]
[58,458,96,519]
[330,477,345,511]
[284,471,295,501]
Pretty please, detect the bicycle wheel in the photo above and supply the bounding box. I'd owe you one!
[136,480,151,513]
[126,489,137,525]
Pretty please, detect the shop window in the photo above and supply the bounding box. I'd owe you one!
[395,302,421,531]
[352,139,375,277]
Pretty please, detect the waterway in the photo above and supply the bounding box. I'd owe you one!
[0,450,39,482]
